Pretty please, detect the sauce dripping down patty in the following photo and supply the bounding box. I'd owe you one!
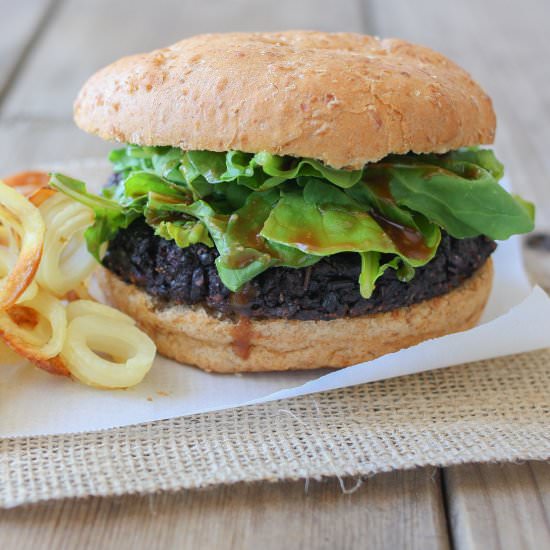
[370,211,432,261]
[231,316,253,360]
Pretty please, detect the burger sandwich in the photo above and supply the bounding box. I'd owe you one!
[51,31,535,373]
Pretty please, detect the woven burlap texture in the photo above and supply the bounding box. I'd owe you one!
[1,348,549,508]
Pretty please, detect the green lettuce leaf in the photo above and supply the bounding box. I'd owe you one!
[261,180,439,265]
[144,188,319,291]
[345,174,441,253]
[206,191,319,291]
[123,172,190,202]
[155,220,213,248]
[49,173,139,260]
[226,151,363,189]
[374,151,534,239]
[261,189,394,254]
[108,145,364,191]
[417,147,504,179]
[359,253,397,299]
[52,145,535,299]
[107,145,534,241]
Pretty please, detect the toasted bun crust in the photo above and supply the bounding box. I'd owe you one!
[97,259,493,373]
[74,31,496,169]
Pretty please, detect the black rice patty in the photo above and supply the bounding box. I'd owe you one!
[103,219,496,321]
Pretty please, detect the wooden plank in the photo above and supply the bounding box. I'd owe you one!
[0,0,54,101]
[368,1,550,544]
[0,469,450,550]
[0,119,110,175]
[444,462,550,550]
[367,0,550,226]
[0,0,364,121]
[0,0,365,169]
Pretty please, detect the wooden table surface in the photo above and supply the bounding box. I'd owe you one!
[1,0,549,548]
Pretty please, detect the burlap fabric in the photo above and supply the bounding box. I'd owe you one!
[1,349,549,508]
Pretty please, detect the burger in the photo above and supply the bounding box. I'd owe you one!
[51,31,534,373]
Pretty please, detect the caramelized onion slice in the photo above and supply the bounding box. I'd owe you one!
[0,181,45,309]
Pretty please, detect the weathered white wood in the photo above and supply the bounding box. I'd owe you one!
[368,2,550,540]
[444,462,550,550]
[0,119,110,175]
[0,0,364,120]
[0,470,450,550]
[0,0,53,99]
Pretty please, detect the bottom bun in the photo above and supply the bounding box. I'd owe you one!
[97,259,493,374]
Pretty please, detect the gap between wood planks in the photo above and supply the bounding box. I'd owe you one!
[442,462,550,550]
[0,470,451,549]
[440,468,457,550]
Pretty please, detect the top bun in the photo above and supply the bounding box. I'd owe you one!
[74,31,496,169]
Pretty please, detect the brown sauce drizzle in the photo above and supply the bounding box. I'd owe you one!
[291,229,324,251]
[363,170,431,260]
[224,250,262,269]
[460,165,481,180]
[229,284,258,309]
[364,171,394,202]
[229,221,266,251]
[418,166,451,179]
[231,316,253,360]
[224,197,274,268]
[370,211,431,260]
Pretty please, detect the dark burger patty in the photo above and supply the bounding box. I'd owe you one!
[103,219,496,321]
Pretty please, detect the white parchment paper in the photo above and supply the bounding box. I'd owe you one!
[1,160,549,438]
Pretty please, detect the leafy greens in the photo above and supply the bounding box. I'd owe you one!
[50,146,534,298]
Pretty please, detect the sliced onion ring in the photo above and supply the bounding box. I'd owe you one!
[35,193,96,296]
[61,312,156,388]
[0,289,68,375]
[28,187,57,207]
[64,282,93,302]
[66,299,135,325]
[4,171,51,197]
[0,179,157,387]
[0,225,9,246]
[0,339,24,365]
[0,181,45,309]
[0,243,39,304]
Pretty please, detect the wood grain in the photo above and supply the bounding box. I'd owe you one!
[444,461,550,550]
[0,470,449,550]
[0,119,111,176]
[0,0,364,120]
[0,0,54,102]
